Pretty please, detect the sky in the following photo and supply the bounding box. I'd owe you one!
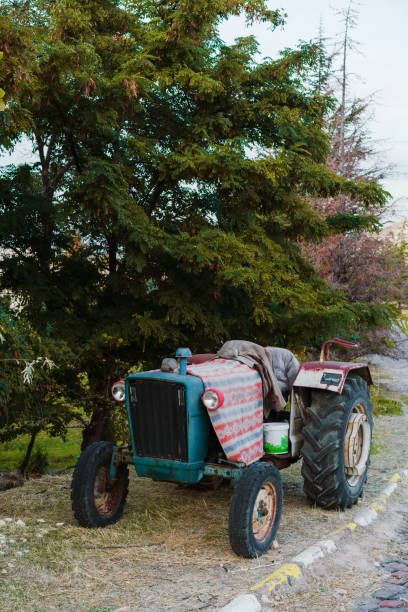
[2,0,407,220]
[219,0,408,221]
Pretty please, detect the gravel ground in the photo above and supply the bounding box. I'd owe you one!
[0,406,407,612]
[364,355,408,395]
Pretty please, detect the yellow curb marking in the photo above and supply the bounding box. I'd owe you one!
[378,494,388,504]
[389,473,401,483]
[251,563,301,593]
[328,522,357,536]
[371,501,386,512]
[328,524,349,536]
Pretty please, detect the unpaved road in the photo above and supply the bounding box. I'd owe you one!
[263,474,408,611]
[364,326,408,395]
[365,352,408,395]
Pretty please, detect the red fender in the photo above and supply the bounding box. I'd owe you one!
[293,361,372,394]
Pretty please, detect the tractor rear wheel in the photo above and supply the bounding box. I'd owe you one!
[71,441,129,527]
[301,375,373,510]
[228,462,283,558]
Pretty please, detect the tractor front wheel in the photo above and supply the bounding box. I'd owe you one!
[301,375,373,510]
[228,462,283,558]
[71,441,129,527]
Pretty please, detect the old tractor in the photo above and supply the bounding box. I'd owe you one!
[71,338,373,558]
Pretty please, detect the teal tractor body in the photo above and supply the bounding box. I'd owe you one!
[125,370,209,484]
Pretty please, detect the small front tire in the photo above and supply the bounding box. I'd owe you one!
[71,441,129,527]
[228,462,283,558]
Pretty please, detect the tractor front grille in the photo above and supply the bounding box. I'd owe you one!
[128,379,188,461]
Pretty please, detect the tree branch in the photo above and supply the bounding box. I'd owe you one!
[50,160,75,191]
[146,181,165,217]
[45,134,56,166]
[35,132,49,193]
[69,135,83,173]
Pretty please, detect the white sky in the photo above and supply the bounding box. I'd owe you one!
[2,0,407,219]
[219,0,408,220]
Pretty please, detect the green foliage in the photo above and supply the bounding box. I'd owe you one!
[396,312,408,336]
[0,427,82,472]
[0,0,397,446]
[0,295,79,467]
[326,213,383,234]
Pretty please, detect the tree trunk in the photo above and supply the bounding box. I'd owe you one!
[81,403,115,450]
[19,429,38,477]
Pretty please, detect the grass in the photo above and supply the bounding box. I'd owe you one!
[371,384,405,416]
[0,470,241,611]
[371,442,388,455]
[0,427,82,473]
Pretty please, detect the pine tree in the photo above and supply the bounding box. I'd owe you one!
[0,0,397,446]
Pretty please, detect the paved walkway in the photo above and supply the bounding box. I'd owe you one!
[354,513,408,611]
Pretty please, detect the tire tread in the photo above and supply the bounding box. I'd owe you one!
[71,441,129,527]
[229,462,283,558]
[300,375,373,510]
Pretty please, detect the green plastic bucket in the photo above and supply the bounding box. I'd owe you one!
[263,422,289,454]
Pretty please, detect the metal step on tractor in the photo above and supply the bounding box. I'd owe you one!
[71,337,373,558]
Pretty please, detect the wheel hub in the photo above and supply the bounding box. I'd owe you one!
[94,465,122,516]
[344,412,371,481]
[252,482,277,543]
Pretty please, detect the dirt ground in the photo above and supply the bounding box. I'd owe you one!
[261,478,408,612]
[0,404,407,612]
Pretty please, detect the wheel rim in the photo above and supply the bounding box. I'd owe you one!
[344,403,371,487]
[94,464,124,516]
[252,481,277,542]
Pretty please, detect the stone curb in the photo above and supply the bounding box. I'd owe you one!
[218,594,261,612]
[218,468,408,611]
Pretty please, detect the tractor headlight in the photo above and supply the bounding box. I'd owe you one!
[111,380,126,402]
[201,388,224,411]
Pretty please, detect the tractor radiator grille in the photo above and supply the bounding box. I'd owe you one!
[128,379,188,461]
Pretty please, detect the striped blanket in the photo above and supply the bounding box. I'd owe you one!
[187,359,264,465]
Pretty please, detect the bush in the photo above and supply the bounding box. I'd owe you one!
[22,447,49,475]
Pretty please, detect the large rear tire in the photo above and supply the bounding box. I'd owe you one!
[71,441,129,527]
[228,462,283,558]
[301,375,373,510]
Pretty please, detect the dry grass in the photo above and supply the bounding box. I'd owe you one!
[0,409,407,611]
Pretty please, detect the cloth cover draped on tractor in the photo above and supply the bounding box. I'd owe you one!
[187,359,264,465]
